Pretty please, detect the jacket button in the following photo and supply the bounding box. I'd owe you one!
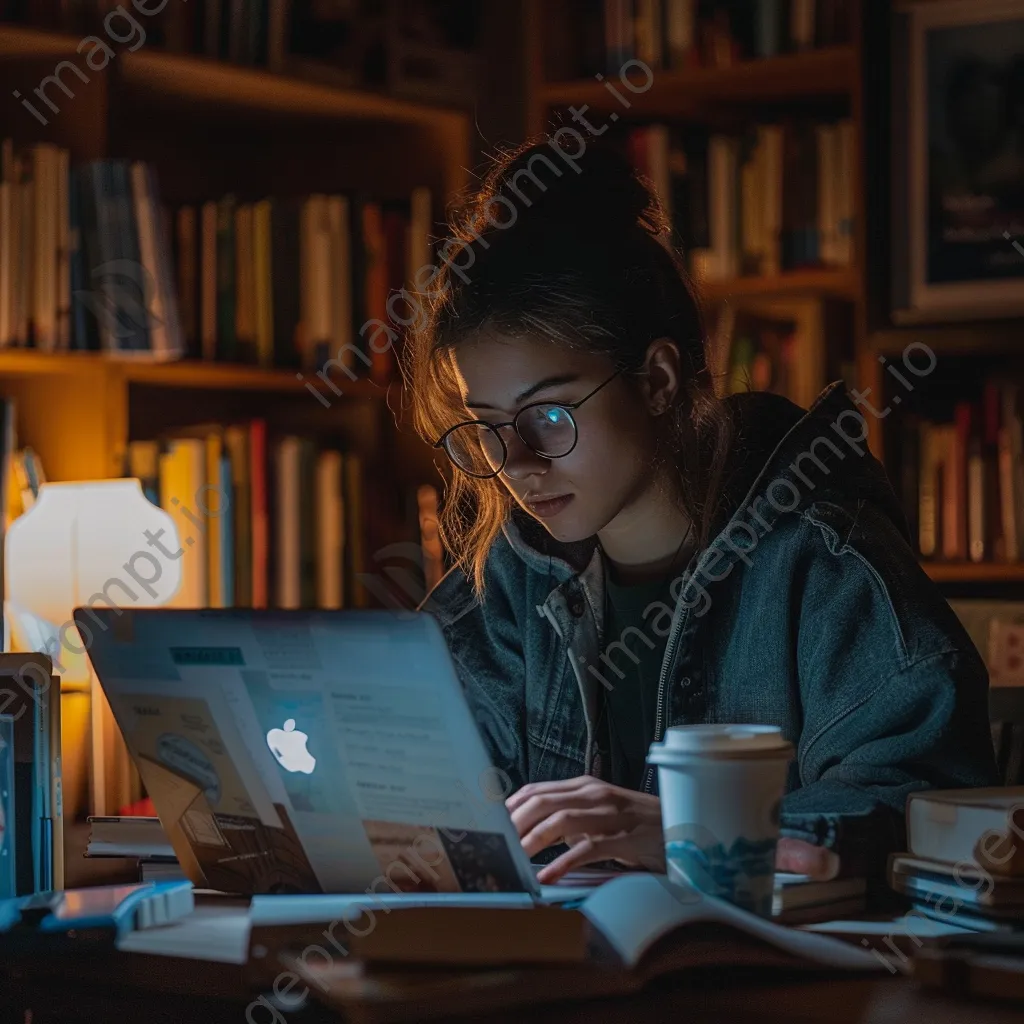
[569,600,584,617]
[681,676,691,688]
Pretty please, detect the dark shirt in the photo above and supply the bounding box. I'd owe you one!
[596,569,675,791]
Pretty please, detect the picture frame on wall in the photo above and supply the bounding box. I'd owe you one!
[891,0,1024,324]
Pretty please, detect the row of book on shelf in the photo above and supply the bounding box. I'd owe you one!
[577,0,853,76]
[0,402,444,612]
[0,139,433,378]
[627,118,855,283]
[172,187,430,379]
[126,425,444,613]
[901,381,1024,565]
[0,0,291,70]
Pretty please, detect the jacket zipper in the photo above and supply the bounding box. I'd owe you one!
[642,604,686,794]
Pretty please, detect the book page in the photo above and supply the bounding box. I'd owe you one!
[580,874,888,971]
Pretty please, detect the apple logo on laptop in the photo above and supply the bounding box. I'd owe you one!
[266,719,316,774]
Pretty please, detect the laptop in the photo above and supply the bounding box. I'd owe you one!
[76,607,542,897]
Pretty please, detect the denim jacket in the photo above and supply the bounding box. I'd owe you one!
[420,382,1000,876]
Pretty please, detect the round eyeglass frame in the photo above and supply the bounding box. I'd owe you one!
[434,368,625,479]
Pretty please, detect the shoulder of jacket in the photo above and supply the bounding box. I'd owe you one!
[419,530,534,628]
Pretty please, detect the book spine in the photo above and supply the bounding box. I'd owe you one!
[176,206,199,358]
[200,200,218,361]
[234,202,256,362]
[0,141,11,349]
[206,431,225,609]
[216,195,237,361]
[316,449,344,610]
[55,147,70,350]
[273,436,301,610]
[664,0,695,69]
[250,418,268,608]
[918,421,938,559]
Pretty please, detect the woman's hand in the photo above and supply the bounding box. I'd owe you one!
[506,776,665,884]
[775,837,840,880]
[506,777,840,885]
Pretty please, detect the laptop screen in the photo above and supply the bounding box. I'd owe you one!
[78,608,539,897]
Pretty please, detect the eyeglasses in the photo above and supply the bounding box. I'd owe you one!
[434,369,624,478]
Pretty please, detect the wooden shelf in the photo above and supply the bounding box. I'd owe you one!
[923,562,1024,584]
[124,360,387,397]
[0,24,464,130]
[540,46,856,120]
[0,22,82,55]
[0,350,107,377]
[121,49,466,134]
[698,268,859,302]
[0,351,387,398]
[868,322,1024,358]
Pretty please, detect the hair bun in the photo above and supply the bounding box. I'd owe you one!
[471,137,662,240]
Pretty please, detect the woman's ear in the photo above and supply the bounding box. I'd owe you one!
[642,338,682,416]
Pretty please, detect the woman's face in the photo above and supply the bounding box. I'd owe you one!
[451,335,661,544]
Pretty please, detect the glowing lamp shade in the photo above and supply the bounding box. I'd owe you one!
[4,479,182,815]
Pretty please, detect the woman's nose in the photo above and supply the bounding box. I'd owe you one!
[500,430,550,480]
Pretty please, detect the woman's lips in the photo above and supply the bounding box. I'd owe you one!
[524,494,574,518]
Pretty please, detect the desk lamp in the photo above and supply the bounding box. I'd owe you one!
[4,479,182,818]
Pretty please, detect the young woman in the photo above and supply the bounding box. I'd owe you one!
[404,139,998,885]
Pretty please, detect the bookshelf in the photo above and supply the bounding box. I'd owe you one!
[699,267,859,302]
[524,0,1024,590]
[0,18,469,821]
[925,563,1024,585]
[536,43,857,124]
[0,21,468,479]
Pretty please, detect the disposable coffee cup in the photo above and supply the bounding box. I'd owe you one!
[647,724,793,917]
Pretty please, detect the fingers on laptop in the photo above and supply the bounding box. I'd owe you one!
[505,775,597,813]
[518,805,635,857]
[508,779,635,841]
[535,834,662,884]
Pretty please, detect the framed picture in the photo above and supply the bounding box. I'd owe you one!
[892,0,1024,323]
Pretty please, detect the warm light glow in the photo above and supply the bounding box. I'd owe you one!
[4,479,183,817]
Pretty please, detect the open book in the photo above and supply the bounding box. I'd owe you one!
[272,874,886,1024]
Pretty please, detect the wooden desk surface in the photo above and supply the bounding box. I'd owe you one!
[4,868,1022,1024]
[5,955,1024,1024]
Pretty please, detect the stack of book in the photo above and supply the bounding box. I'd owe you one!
[0,142,184,357]
[171,187,431,379]
[888,788,1024,933]
[773,872,866,925]
[574,0,854,76]
[899,382,1024,565]
[126,428,441,612]
[85,816,185,884]
[627,120,855,282]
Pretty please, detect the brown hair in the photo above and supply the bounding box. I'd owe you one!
[402,137,733,595]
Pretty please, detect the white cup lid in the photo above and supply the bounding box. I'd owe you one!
[650,724,792,757]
